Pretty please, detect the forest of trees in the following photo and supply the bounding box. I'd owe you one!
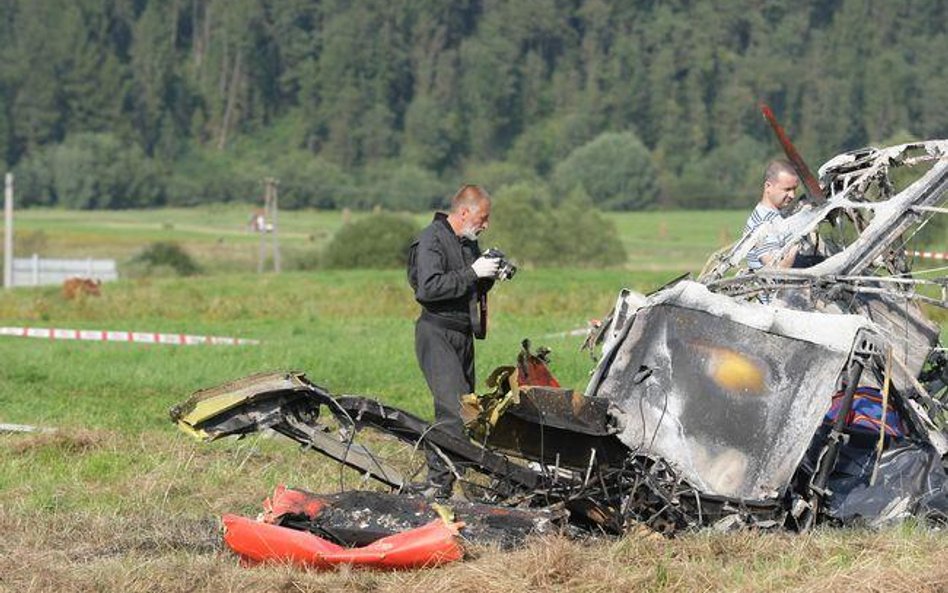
[0,0,945,210]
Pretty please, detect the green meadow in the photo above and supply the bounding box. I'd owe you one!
[0,268,669,434]
[1,207,947,593]
[9,206,751,271]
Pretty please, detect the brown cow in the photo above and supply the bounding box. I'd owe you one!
[62,277,102,300]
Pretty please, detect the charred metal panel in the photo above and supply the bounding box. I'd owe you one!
[480,415,626,470]
[170,371,317,439]
[334,395,547,491]
[478,387,627,469]
[589,297,862,501]
[502,387,613,435]
[170,372,329,440]
[856,294,940,379]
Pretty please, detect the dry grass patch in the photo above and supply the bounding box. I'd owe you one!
[7,429,112,455]
[2,503,948,593]
[5,427,948,592]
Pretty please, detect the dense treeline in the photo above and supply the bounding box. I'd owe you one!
[0,0,944,210]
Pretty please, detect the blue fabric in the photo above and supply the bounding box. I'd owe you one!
[824,386,906,438]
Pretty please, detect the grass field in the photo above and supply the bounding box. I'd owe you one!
[1,207,947,592]
[7,207,755,274]
[10,205,945,274]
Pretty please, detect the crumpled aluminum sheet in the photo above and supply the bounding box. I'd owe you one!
[588,282,872,501]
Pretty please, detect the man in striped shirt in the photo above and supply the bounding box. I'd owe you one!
[743,159,801,270]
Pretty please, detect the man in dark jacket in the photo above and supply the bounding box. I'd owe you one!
[407,184,501,497]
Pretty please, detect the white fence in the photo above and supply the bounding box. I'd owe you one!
[10,254,118,287]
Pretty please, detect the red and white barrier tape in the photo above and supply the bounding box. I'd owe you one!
[0,326,259,346]
[906,250,948,261]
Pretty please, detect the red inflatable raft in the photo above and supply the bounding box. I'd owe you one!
[222,513,465,570]
[261,484,326,524]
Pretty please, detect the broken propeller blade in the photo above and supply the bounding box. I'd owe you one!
[759,101,826,205]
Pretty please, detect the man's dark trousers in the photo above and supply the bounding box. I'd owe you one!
[414,315,474,492]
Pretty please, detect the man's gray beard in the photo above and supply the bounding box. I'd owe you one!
[461,226,479,241]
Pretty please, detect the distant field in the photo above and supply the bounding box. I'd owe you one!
[7,205,359,273]
[1,208,947,593]
[7,206,945,278]
[3,207,754,275]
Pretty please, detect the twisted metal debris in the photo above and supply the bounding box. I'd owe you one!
[173,139,948,541]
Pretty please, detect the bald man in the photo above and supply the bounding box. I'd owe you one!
[407,184,501,497]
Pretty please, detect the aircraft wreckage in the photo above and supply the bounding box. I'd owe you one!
[172,138,948,568]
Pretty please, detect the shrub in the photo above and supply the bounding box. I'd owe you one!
[460,161,542,197]
[509,113,597,176]
[167,143,360,209]
[403,95,463,173]
[355,163,448,211]
[165,147,262,206]
[287,248,323,272]
[508,119,561,176]
[323,212,420,269]
[273,154,357,209]
[127,242,202,276]
[12,152,55,207]
[481,182,626,268]
[15,133,166,208]
[552,131,660,210]
[672,136,765,209]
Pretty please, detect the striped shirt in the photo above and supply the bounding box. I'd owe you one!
[743,203,788,270]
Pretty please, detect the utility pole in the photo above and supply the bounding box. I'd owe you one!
[270,178,281,273]
[257,177,281,274]
[3,173,12,289]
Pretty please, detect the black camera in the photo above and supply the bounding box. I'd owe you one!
[482,248,517,281]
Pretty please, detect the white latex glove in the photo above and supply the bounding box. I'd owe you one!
[471,256,501,279]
